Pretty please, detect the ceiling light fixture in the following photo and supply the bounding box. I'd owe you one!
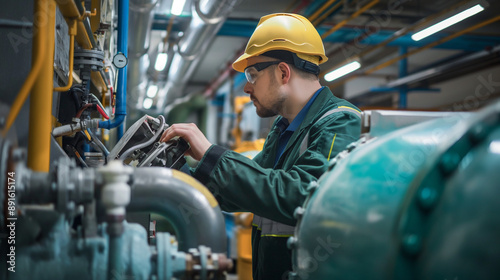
[324,61,361,82]
[147,85,158,98]
[412,3,486,41]
[143,98,153,109]
[154,53,168,71]
[171,0,186,16]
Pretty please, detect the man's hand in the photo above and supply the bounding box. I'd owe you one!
[160,123,212,161]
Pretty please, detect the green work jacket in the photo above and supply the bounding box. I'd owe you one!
[192,87,361,280]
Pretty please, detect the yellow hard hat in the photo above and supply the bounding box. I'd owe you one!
[232,13,328,73]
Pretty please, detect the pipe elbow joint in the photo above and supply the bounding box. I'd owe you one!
[99,114,126,130]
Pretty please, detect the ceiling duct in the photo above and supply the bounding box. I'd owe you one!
[127,0,158,109]
[160,0,241,112]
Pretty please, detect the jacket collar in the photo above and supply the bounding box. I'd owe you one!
[298,86,337,130]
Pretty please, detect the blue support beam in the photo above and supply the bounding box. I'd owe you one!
[399,47,408,109]
[151,16,500,52]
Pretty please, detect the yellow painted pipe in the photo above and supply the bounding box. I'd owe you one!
[55,0,92,49]
[28,0,56,172]
[54,20,76,92]
[308,0,338,23]
[365,15,500,75]
[327,15,500,89]
[321,0,379,39]
[55,0,108,93]
[321,0,474,83]
[312,1,343,26]
[1,0,48,137]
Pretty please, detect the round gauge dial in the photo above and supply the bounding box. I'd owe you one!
[112,52,128,69]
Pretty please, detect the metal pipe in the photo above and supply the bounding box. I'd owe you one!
[107,235,123,279]
[312,0,343,26]
[54,20,77,92]
[126,0,157,114]
[55,0,93,49]
[327,15,500,89]
[127,167,226,252]
[193,0,225,24]
[99,161,133,280]
[28,0,56,172]
[365,15,500,75]
[323,0,475,78]
[320,0,379,39]
[398,47,408,109]
[308,0,339,23]
[99,0,129,138]
[52,119,100,137]
[1,0,48,137]
[162,0,241,107]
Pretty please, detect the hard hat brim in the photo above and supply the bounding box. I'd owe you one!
[232,52,252,73]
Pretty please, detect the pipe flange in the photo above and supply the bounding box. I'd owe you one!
[98,160,133,216]
[55,157,77,215]
[185,245,233,280]
[74,49,105,72]
[70,168,95,204]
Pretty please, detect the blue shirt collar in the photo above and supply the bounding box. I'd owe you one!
[276,86,324,133]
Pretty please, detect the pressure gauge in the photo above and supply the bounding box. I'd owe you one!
[112,52,128,69]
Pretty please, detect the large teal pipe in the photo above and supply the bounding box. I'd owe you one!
[291,101,500,280]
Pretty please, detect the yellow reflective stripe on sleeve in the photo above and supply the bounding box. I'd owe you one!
[252,223,262,231]
[261,234,294,238]
[327,133,337,161]
[337,106,361,113]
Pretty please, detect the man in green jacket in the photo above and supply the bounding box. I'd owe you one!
[161,13,361,280]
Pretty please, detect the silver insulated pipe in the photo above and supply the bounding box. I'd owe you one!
[160,0,241,110]
[127,0,158,107]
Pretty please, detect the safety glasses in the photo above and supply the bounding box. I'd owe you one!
[244,61,282,84]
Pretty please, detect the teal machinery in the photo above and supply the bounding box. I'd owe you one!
[2,99,500,279]
[289,100,500,280]
[0,115,232,280]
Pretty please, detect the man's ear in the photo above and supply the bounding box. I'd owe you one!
[278,62,291,84]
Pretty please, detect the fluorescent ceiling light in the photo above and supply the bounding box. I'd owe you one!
[171,0,186,16]
[412,4,485,41]
[154,53,168,71]
[143,98,153,109]
[324,61,361,82]
[147,85,158,98]
[490,141,500,154]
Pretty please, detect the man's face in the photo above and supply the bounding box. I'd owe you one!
[243,57,287,118]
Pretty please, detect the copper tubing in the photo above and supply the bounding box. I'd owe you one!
[1,0,48,137]
[28,0,56,172]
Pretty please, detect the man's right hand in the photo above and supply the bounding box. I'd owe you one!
[159,123,212,161]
